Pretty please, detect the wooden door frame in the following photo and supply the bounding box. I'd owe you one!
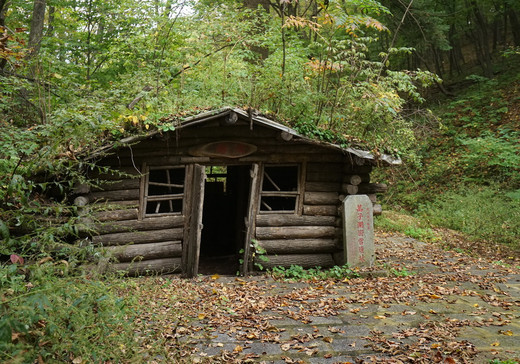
[182,164,205,278]
[241,163,261,275]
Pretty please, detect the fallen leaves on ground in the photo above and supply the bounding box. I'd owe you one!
[120,232,520,363]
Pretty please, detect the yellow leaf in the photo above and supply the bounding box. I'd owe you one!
[374,315,386,319]
[234,345,243,352]
[430,294,442,299]
[53,73,63,79]
[145,124,149,130]
[131,115,139,125]
[499,330,513,336]
[211,274,220,280]
[491,341,500,346]
[198,313,206,320]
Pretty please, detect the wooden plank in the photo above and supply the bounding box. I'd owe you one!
[93,179,140,192]
[306,162,343,173]
[181,164,194,274]
[92,228,184,246]
[305,182,341,192]
[306,171,342,183]
[93,215,184,234]
[110,257,182,276]
[93,209,139,222]
[92,200,139,208]
[259,254,335,269]
[103,241,182,262]
[303,205,338,216]
[304,192,339,205]
[257,239,339,254]
[242,163,260,276]
[256,214,336,227]
[88,189,140,202]
[344,165,372,174]
[239,153,343,163]
[89,166,143,180]
[357,183,388,194]
[184,164,205,278]
[256,226,336,240]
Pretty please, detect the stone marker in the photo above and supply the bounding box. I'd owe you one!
[342,195,375,268]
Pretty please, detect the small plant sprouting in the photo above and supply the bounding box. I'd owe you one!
[270,264,360,281]
[389,267,415,277]
[238,239,269,274]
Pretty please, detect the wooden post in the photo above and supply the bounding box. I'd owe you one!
[184,164,205,278]
[242,163,260,276]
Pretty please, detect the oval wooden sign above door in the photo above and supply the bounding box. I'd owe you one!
[189,141,257,159]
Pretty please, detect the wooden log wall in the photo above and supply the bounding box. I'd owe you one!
[77,172,185,275]
[79,117,391,274]
[253,158,387,270]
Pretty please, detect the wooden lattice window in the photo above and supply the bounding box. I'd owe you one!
[143,166,185,216]
[260,165,299,213]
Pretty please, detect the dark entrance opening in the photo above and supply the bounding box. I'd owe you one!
[199,165,251,275]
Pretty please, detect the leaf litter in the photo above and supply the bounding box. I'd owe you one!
[124,232,520,363]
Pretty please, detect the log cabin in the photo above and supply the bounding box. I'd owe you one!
[76,107,400,277]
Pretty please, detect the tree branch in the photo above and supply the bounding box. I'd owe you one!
[127,43,234,110]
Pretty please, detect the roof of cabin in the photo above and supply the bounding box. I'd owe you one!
[94,107,401,165]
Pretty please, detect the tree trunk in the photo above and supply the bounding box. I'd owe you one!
[0,0,9,71]
[29,0,47,55]
[470,1,493,77]
[508,7,520,46]
[0,0,8,27]
[46,5,55,37]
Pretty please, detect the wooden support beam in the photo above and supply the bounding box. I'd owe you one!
[93,215,184,234]
[110,257,182,276]
[303,205,338,216]
[258,239,339,254]
[256,226,337,240]
[304,192,339,205]
[103,241,182,262]
[256,214,336,227]
[357,183,388,194]
[259,254,335,269]
[92,228,184,246]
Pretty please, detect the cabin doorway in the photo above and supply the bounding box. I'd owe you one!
[198,165,252,275]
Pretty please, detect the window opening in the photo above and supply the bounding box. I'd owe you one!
[144,166,185,216]
[260,165,299,213]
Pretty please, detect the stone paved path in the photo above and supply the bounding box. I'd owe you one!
[143,234,520,363]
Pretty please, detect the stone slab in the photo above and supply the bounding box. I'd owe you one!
[342,195,375,267]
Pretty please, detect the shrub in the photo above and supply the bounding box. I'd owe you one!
[417,186,520,248]
[0,263,142,363]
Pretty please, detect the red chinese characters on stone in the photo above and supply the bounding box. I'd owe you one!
[356,204,365,262]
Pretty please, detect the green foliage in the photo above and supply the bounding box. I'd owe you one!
[0,264,141,362]
[389,266,415,277]
[375,211,440,242]
[489,360,519,364]
[458,129,520,185]
[417,186,520,248]
[270,264,359,281]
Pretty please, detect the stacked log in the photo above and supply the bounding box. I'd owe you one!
[254,213,341,269]
[76,172,185,275]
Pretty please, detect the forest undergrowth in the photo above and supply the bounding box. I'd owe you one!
[376,58,520,252]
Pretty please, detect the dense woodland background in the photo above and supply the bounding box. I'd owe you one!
[0,0,519,361]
